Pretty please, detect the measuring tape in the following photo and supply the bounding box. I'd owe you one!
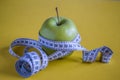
[9,34,113,77]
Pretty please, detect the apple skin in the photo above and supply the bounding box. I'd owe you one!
[39,17,78,56]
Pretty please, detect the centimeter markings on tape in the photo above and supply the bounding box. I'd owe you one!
[9,34,113,77]
[39,34,87,61]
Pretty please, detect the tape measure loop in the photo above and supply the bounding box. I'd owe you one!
[82,46,113,63]
[15,51,42,77]
[39,34,86,51]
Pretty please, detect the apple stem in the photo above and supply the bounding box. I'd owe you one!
[56,7,60,26]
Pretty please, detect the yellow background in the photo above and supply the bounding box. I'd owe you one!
[0,0,120,80]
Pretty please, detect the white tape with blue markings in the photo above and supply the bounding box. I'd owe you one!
[9,34,113,77]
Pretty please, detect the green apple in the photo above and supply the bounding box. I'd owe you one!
[39,17,78,57]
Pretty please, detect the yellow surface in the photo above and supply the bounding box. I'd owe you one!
[0,0,120,80]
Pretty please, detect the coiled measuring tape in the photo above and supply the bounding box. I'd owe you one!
[9,34,113,77]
